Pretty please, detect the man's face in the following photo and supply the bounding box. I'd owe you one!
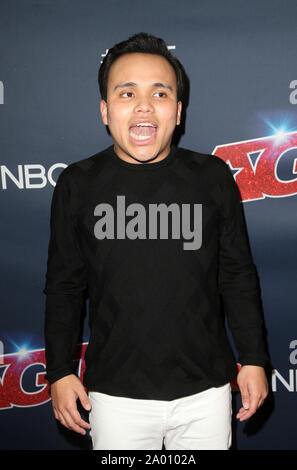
[100,52,182,164]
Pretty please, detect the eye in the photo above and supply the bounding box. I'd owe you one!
[154,91,167,98]
[121,91,134,98]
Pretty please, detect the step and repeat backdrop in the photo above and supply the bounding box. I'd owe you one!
[0,0,296,450]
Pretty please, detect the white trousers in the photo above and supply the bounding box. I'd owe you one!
[88,383,232,450]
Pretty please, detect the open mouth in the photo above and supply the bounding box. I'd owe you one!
[129,122,158,144]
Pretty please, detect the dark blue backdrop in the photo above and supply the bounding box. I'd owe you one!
[0,0,296,450]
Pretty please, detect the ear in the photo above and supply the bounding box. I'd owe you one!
[176,101,182,126]
[100,99,108,126]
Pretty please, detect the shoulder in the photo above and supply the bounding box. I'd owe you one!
[55,146,113,188]
[175,146,240,203]
[176,146,232,180]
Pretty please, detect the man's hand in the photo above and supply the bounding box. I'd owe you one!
[50,374,92,435]
[236,365,269,422]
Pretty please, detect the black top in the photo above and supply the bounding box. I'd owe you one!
[43,144,270,400]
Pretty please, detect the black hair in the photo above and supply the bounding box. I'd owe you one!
[98,32,186,103]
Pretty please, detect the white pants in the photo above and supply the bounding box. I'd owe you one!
[88,383,232,450]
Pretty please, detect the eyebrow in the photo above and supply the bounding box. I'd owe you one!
[113,82,173,91]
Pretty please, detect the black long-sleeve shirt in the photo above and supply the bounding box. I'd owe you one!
[43,144,270,400]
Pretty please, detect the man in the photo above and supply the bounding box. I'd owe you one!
[44,32,270,450]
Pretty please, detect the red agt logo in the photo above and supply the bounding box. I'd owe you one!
[0,344,88,409]
[212,131,297,202]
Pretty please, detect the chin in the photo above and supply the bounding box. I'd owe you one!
[129,146,159,162]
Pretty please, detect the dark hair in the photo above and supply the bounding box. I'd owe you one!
[98,32,186,103]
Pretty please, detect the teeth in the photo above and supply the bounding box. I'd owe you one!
[135,123,155,127]
[130,133,153,140]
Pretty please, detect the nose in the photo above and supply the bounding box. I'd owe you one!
[134,95,154,113]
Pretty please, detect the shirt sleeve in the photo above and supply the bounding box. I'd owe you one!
[43,168,88,385]
[218,162,270,369]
